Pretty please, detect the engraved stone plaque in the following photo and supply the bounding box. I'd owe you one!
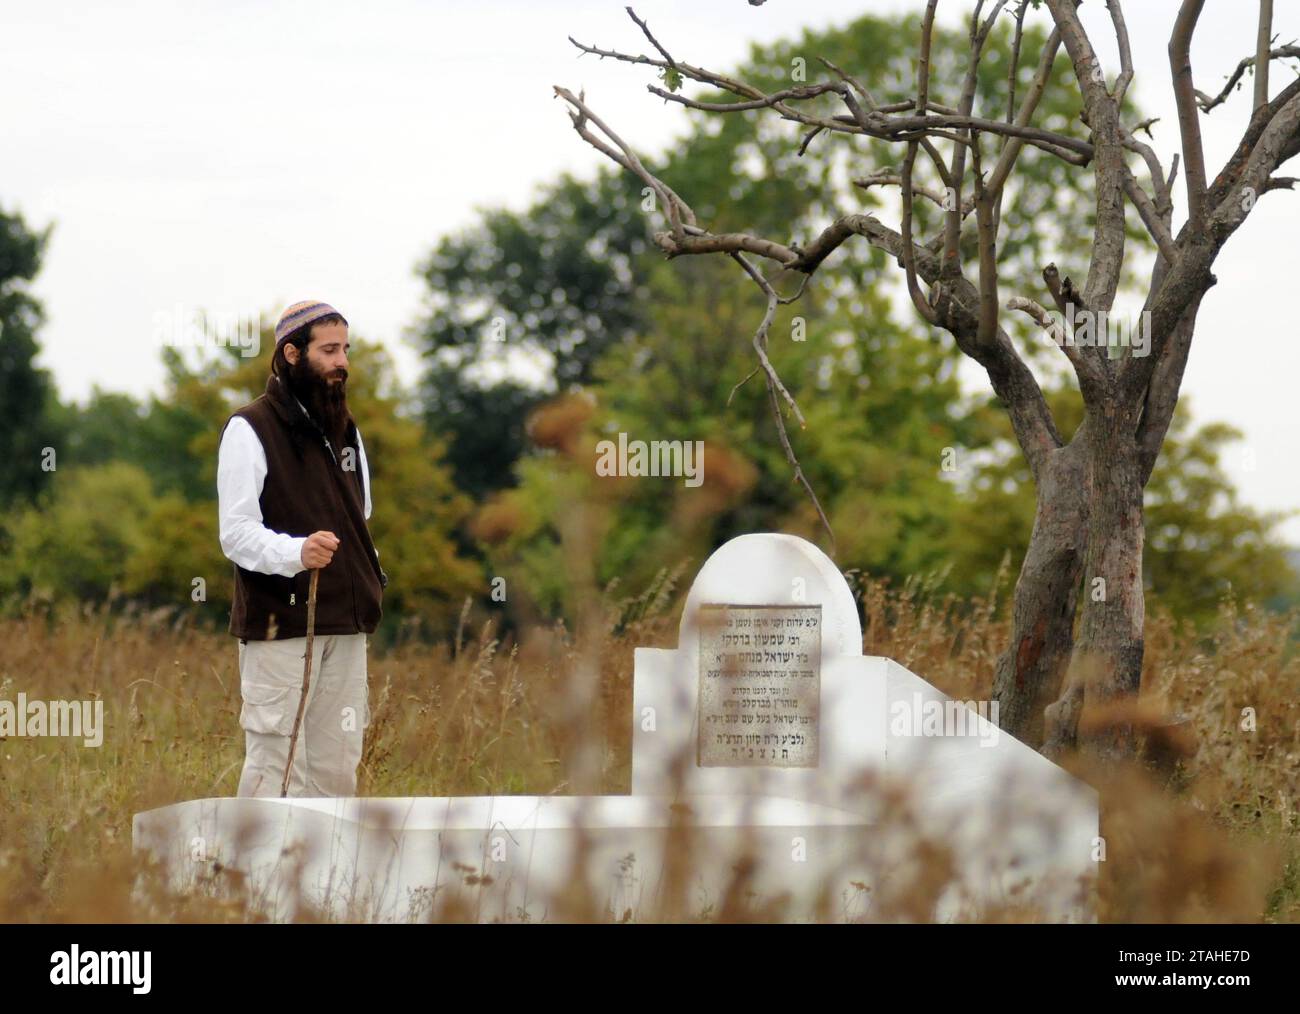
[697,603,821,767]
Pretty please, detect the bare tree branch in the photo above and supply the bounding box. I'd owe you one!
[656,228,800,266]
[1195,44,1300,114]
[1169,0,1210,228]
[1255,1,1275,110]
[625,5,677,68]
[646,81,847,113]
[1122,88,1300,407]
[554,86,696,241]
[971,136,1001,347]
[574,14,1096,169]
[901,142,941,325]
[942,0,1010,277]
[877,114,1095,159]
[728,252,835,547]
[1120,124,1173,220]
[853,170,974,214]
[1006,296,1063,339]
[847,216,1063,475]
[1207,90,1300,243]
[1107,0,1134,107]
[917,0,937,116]
[1122,164,1179,263]
[817,55,878,111]
[902,1,942,325]
[1206,73,1300,209]
[1005,294,1102,402]
[1006,2,1027,125]
[729,255,805,428]
[987,26,1064,199]
[1041,263,1110,399]
[1045,0,1127,312]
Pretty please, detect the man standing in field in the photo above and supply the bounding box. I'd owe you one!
[216,300,386,797]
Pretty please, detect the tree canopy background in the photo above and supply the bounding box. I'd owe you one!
[0,12,1295,642]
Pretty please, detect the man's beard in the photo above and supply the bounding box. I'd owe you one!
[286,354,352,448]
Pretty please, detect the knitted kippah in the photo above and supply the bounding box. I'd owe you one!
[274,300,347,346]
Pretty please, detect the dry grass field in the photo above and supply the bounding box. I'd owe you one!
[1,567,1296,922]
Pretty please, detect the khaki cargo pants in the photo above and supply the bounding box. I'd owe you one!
[235,633,370,798]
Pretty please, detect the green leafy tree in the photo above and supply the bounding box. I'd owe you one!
[1143,416,1297,623]
[414,172,656,497]
[6,326,483,640]
[53,346,219,503]
[474,252,990,625]
[0,204,62,512]
[430,13,1137,617]
[411,16,1103,502]
[1,462,155,603]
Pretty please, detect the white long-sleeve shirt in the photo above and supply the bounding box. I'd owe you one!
[217,414,371,578]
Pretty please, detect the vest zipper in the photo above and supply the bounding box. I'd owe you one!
[292,393,338,465]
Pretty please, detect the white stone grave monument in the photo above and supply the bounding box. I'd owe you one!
[132,533,1097,922]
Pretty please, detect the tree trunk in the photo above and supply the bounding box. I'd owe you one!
[992,438,1089,747]
[1043,428,1146,760]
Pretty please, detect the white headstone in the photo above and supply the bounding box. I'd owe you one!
[133,533,1098,922]
[633,533,888,816]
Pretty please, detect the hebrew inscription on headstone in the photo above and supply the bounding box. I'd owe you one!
[697,603,821,767]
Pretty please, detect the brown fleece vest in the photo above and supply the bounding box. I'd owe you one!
[223,373,384,641]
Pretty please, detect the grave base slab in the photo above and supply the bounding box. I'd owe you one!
[132,783,1093,922]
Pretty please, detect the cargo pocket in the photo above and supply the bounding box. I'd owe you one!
[239,681,298,736]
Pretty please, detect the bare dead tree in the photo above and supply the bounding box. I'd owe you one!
[555,2,1300,761]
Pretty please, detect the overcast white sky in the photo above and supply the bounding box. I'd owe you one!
[3,1,1298,541]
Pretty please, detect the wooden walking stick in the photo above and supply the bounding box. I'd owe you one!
[281,567,321,797]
